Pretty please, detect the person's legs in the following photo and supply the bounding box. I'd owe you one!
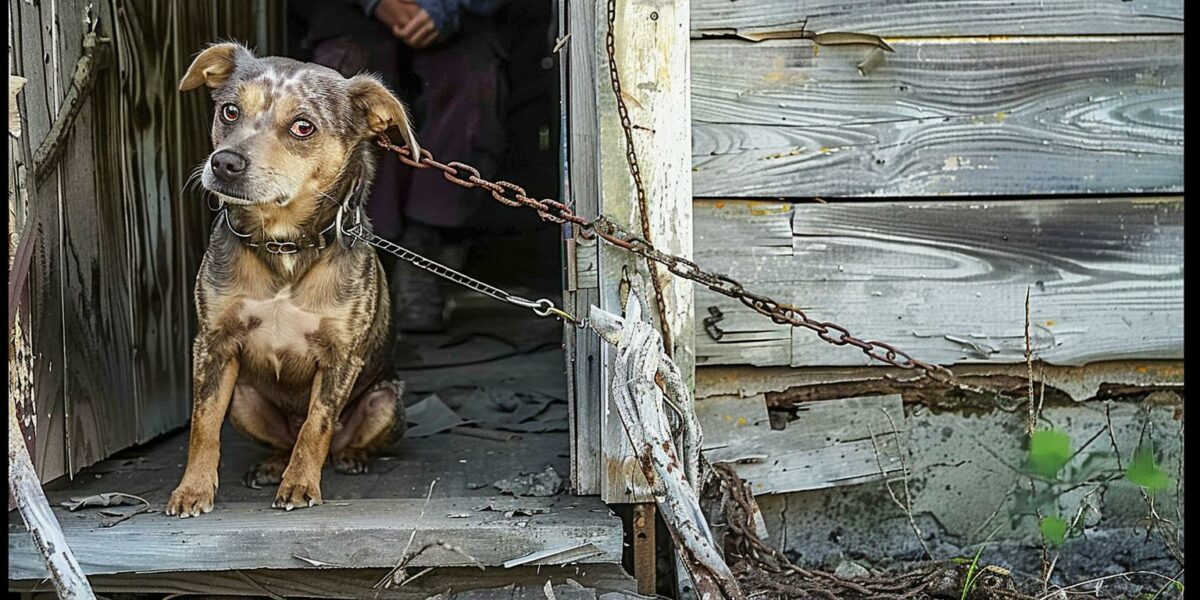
[393,15,510,332]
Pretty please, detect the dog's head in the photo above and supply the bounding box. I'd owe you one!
[180,42,418,208]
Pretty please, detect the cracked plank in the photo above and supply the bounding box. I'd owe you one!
[692,0,1183,37]
[692,197,1183,368]
[697,393,906,494]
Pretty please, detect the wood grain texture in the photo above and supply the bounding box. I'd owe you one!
[692,197,1183,368]
[694,200,793,367]
[8,496,623,580]
[691,37,1183,198]
[59,0,140,471]
[594,0,695,502]
[11,565,639,598]
[694,361,1185,406]
[564,0,604,495]
[697,393,906,494]
[691,0,1184,37]
[13,0,69,481]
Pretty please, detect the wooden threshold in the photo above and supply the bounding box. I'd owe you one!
[9,495,622,581]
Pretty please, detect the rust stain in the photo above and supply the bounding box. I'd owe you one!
[762,147,807,161]
[748,201,791,216]
[971,111,1009,125]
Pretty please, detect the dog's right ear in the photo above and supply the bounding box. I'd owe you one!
[348,74,421,159]
[179,43,252,91]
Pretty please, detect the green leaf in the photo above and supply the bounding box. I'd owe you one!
[1125,447,1170,493]
[1027,429,1072,479]
[1039,515,1068,546]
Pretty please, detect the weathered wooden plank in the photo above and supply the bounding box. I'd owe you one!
[697,393,906,494]
[14,0,69,482]
[10,565,639,598]
[8,496,624,580]
[692,197,1182,368]
[117,0,205,444]
[691,37,1183,198]
[692,0,1184,37]
[56,0,140,472]
[693,200,793,367]
[595,0,695,503]
[695,361,1185,406]
[564,0,604,495]
[9,8,38,487]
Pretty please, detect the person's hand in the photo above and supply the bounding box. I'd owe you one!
[373,0,440,49]
[373,0,419,32]
[394,6,440,49]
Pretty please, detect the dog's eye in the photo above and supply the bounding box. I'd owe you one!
[221,103,240,123]
[289,119,316,139]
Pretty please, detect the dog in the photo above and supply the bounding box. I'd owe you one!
[165,42,418,517]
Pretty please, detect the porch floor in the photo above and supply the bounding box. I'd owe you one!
[9,293,624,583]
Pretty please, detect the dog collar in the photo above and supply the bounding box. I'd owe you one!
[210,178,365,255]
[216,208,338,255]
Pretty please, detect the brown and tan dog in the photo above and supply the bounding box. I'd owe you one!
[166,42,418,517]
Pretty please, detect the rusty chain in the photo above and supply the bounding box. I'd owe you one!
[603,0,674,358]
[374,136,964,387]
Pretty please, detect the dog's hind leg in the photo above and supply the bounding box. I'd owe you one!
[230,385,297,489]
[330,380,405,475]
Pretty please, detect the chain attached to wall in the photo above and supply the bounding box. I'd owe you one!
[373,136,972,390]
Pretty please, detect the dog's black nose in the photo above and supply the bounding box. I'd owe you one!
[210,150,248,180]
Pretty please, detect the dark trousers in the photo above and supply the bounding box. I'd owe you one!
[293,2,509,238]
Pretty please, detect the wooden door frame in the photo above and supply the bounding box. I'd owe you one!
[561,0,694,501]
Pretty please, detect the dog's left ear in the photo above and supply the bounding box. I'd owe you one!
[349,75,421,158]
[180,42,253,91]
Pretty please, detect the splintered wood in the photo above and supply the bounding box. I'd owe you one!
[591,278,743,600]
[8,394,96,598]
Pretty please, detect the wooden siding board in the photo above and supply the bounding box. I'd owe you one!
[565,0,604,495]
[694,361,1186,406]
[694,201,794,366]
[691,37,1184,198]
[697,393,907,494]
[58,0,141,471]
[14,0,69,481]
[691,0,1185,37]
[691,198,1183,368]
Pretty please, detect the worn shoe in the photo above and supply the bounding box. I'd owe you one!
[393,222,447,332]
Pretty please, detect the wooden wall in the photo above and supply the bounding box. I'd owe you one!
[686,2,1184,498]
[688,2,1184,369]
[8,0,276,481]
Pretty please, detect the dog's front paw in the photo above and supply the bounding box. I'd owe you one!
[166,481,216,518]
[273,471,323,510]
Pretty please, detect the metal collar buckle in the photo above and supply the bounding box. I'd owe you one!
[264,240,299,255]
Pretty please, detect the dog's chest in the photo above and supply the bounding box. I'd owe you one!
[239,287,322,373]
